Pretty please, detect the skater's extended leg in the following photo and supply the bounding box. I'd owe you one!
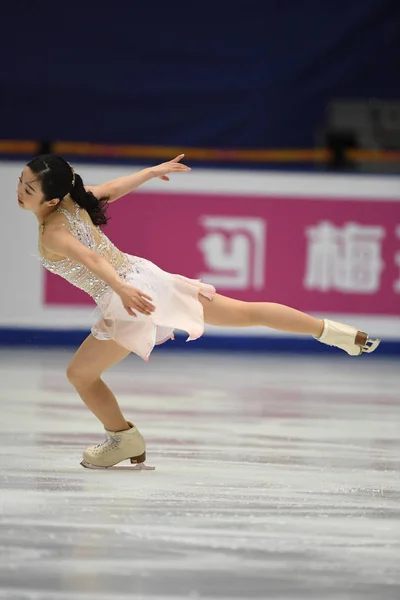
[200,293,324,336]
[199,294,380,355]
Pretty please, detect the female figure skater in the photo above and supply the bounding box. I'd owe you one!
[18,154,380,469]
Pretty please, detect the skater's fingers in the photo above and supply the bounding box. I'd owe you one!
[142,299,156,312]
[129,298,150,314]
[132,295,154,311]
[134,303,146,314]
[140,292,153,302]
[139,300,156,313]
[126,306,137,317]
[137,302,154,315]
[171,154,184,163]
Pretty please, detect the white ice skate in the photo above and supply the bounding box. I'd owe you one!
[315,319,381,356]
[80,421,155,470]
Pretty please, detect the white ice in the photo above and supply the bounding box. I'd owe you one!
[0,347,399,600]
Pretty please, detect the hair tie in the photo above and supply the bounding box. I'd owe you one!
[67,161,76,187]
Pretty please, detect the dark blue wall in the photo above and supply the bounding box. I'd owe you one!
[1,1,399,148]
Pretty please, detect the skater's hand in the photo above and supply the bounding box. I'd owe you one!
[150,154,191,181]
[118,284,155,317]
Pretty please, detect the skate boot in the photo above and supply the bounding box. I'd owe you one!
[315,319,381,356]
[81,421,155,470]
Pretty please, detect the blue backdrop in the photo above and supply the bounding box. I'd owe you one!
[1,1,399,148]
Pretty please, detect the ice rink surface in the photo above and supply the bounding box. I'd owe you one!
[0,347,399,600]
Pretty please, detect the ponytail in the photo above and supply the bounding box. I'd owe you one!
[69,173,109,227]
[27,154,110,227]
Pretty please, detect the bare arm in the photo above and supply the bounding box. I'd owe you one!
[42,227,155,316]
[85,154,190,203]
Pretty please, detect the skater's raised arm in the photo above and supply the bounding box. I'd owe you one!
[86,154,191,203]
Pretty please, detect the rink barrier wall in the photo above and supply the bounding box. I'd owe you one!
[1,160,399,354]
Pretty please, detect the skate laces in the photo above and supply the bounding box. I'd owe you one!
[94,432,122,453]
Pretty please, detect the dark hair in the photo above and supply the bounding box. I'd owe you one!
[27,154,109,226]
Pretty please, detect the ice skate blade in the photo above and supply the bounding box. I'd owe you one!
[361,338,381,354]
[80,460,155,471]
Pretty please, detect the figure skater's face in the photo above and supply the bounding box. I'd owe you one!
[17,166,45,211]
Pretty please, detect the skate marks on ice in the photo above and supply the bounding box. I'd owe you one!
[0,349,399,599]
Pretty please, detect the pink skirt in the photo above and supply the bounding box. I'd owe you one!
[92,255,216,361]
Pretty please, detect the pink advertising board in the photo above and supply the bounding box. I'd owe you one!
[44,192,400,315]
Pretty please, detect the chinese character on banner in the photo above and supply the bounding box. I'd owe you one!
[197,216,266,290]
[394,225,400,294]
[304,221,385,294]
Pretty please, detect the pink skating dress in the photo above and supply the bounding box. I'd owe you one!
[39,200,216,361]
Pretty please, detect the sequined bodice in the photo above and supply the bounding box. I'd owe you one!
[39,202,131,302]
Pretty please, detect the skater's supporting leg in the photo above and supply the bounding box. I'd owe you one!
[67,334,131,431]
[200,293,324,336]
[67,334,149,469]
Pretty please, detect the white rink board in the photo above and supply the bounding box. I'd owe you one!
[1,160,399,340]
